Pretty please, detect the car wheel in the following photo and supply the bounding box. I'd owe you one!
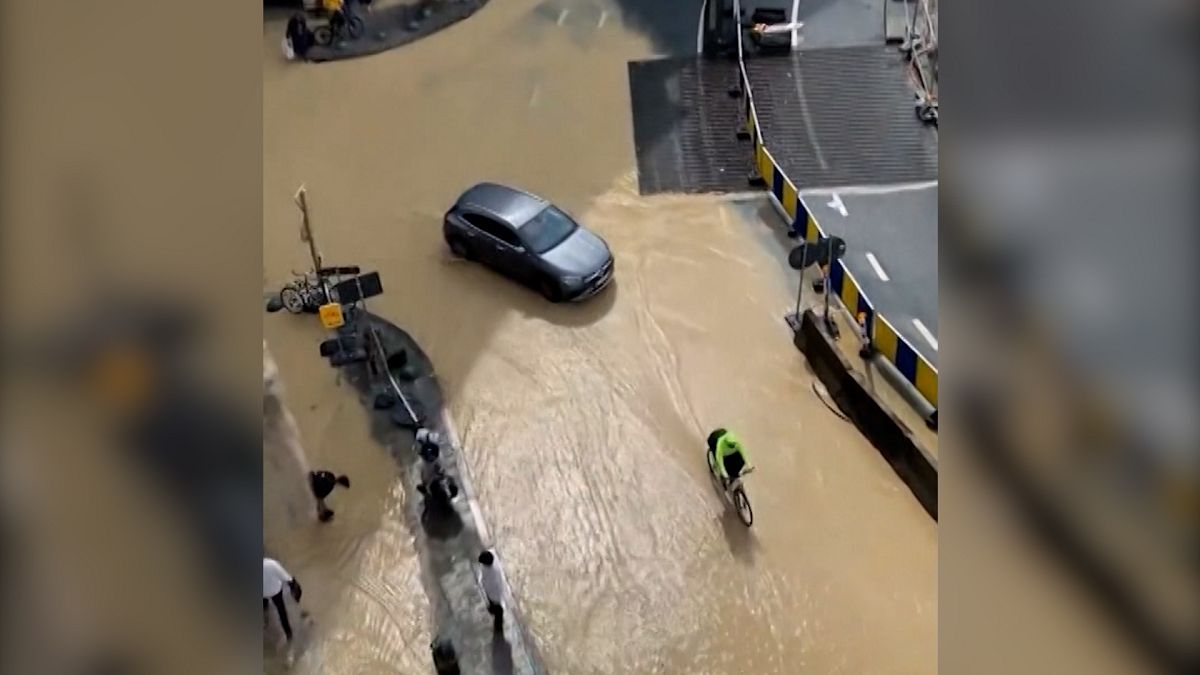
[447,235,472,260]
[539,278,564,303]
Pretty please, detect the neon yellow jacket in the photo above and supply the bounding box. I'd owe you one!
[715,431,750,479]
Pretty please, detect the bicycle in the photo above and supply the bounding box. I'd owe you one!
[706,448,756,527]
[313,7,365,46]
[274,269,329,314]
[270,265,360,314]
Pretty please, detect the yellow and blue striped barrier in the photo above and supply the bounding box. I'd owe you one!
[827,256,877,338]
[870,312,939,408]
[754,148,806,235]
[738,60,938,413]
[744,91,820,242]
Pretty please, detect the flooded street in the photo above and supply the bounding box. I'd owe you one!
[263,2,935,673]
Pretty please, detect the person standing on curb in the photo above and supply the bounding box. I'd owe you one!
[284,13,314,61]
[477,550,505,629]
[416,427,442,462]
[309,469,351,522]
[416,428,458,511]
[263,557,303,645]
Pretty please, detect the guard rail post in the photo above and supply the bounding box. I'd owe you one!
[857,311,875,360]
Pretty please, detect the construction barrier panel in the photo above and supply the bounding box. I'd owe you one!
[794,310,937,519]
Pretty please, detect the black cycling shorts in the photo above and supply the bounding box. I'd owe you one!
[723,451,746,479]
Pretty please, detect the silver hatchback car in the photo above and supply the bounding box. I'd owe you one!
[443,183,615,302]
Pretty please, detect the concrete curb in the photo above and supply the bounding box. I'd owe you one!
[793,309,938,519]
[305,0,490,63]
[331,311,547,674]
[436,412,548,673]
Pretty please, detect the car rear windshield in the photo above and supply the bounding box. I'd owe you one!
[521,206,578,254]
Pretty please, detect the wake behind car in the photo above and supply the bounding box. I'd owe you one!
[444,183,615,302]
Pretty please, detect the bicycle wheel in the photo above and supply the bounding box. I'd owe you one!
[313,25,333,46]
[732,487,753,527]
[347,16,365,39]
[280,286,306,314]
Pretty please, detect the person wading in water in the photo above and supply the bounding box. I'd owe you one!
[309,469,351,522]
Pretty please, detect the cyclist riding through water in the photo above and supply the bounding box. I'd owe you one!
[707,428,755,487]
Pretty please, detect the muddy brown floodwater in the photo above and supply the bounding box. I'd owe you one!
[263,2,936,673]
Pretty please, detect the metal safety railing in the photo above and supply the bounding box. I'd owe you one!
[362,320,421,424]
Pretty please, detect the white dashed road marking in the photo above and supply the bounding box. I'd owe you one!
[557,8,569,26]
[598,9,608,29]
[912,319,939,351]
[865,252,890,281]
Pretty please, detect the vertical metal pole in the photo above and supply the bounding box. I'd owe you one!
[794,270,805,318]
[355,277,367,322]
[790,0,801,48]
[793,248,807,318]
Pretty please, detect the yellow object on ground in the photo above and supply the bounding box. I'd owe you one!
[319,303,345,329]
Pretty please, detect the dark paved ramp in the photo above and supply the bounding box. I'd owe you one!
[306,0,487,63]
[337,312,547,674]
[803,182,938,365]
[629,56,754,194]
[745,45,937,188]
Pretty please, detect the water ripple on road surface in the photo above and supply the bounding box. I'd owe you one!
[443,183,936,674]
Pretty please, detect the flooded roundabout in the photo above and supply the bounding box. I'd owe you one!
[263,2,936,673]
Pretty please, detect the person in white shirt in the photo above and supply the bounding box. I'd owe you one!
[477,550,505,629]
[263,557,303,643]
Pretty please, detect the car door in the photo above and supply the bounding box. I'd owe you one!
[461,212,529,280]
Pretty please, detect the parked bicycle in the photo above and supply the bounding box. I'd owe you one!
[270,265,360,314]
[313,7,365,46]
[277,270,328,314]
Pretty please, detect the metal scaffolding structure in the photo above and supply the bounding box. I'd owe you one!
[903,0,938,120]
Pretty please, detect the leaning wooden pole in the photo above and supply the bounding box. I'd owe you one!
[294,185,323,273]
[295,184,338,306]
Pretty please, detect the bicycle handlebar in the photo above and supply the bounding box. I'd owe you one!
[319,265,361,276]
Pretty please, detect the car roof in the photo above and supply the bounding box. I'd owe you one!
[456,183,549,228]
